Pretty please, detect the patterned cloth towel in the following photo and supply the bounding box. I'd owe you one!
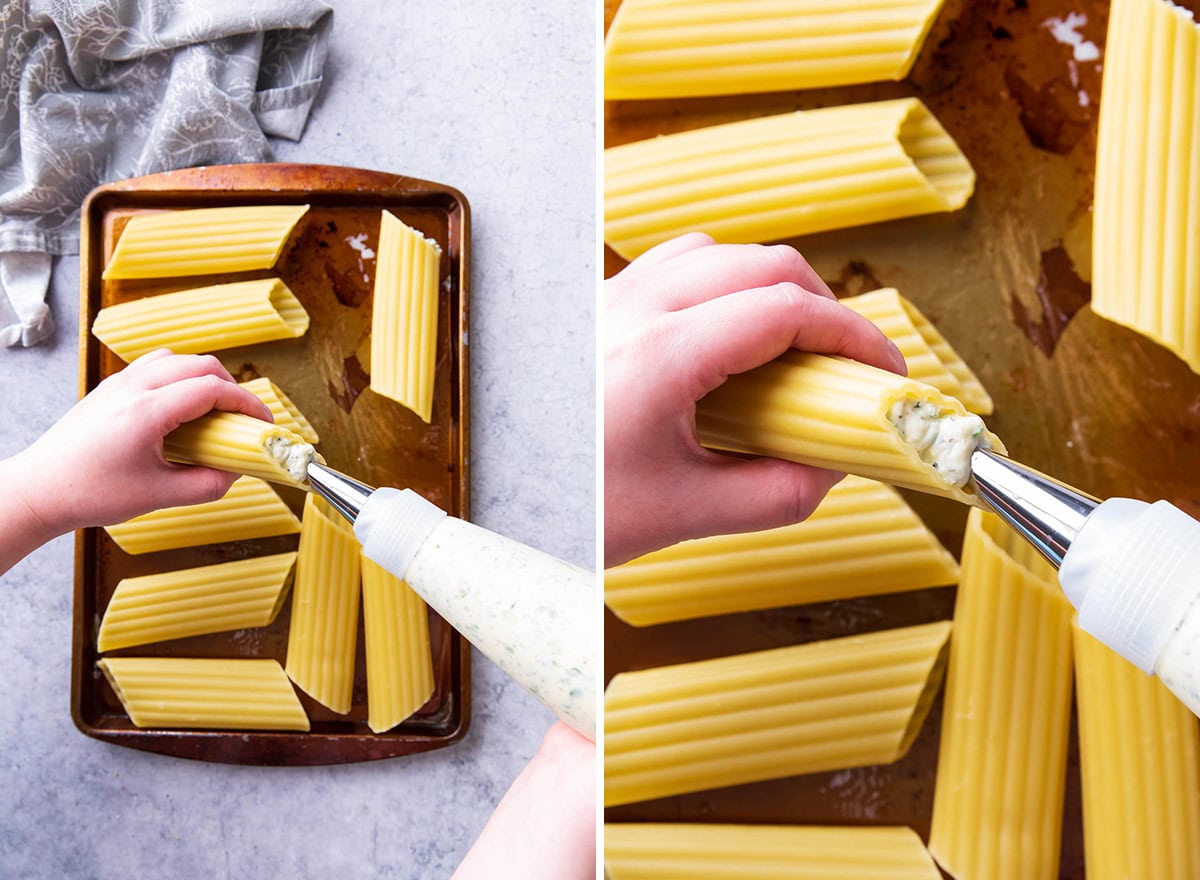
[0,0,332,346]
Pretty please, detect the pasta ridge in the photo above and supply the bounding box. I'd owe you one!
[604,620,951,806]
[605,474,958,624]
[604,98,974,260]
[929,510,1073,880]
[605,0,948,99]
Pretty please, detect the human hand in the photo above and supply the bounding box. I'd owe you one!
[451,722,595,880]
[605,233,907,567]
[7,350,272,538]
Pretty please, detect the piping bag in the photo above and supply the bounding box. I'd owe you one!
[970,447,1200,717]
[307,461,595,741]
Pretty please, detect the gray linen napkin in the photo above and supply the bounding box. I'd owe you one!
[0,0,332,347]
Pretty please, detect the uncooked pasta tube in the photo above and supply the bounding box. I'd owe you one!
[604,620,951,806]
[285,494,361,714]
[1093,0,1200,374]
[605,475,958,625]
[604,823,941,880]
[605,0,948,99]
[841,288,992,414]
[361,556,435,733]
[163,411,322,489]
[604,98,974,261]
[1074,624,1200,880]
[928,510,1073,880]
[370,211,442,422]
[695,353,1004,505]
[102,204,308,279]
[104,476,300,554]
[99,657,309,731]
[239,377,320,443]
[97,552,296,652]
[92,278,310,362]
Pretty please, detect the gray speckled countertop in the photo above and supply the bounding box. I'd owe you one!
[0,3,594,877]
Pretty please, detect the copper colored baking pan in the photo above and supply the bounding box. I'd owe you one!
[605,0,1200,875]
[71,164,470,765]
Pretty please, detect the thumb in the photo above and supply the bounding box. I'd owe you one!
[152,464,238,510]
[689,454,844,539]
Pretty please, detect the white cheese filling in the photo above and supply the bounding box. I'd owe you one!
[888,399,988,487]
[264,434,317,483]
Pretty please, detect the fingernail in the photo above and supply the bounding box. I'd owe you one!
[888,340,907,375]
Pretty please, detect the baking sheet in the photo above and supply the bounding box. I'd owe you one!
[72,164,471,765]
[604,1,1200,874]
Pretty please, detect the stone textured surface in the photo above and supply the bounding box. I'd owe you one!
[0,2,595,876]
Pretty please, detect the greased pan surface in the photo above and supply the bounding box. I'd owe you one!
[73,163,470,765]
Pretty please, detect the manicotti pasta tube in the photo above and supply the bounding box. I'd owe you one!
[604,620,951,807]
[1074,624,1200,880]
[99,657,309,731]
[361,556,435,733]
[695,353,1004,506]
[1092,0,1200,373]
[370,210,442,422]
[928,510,1073,880]
[605,475,958,626]
[97,551,296,652]
[285,494,361,714]
[605,0,948,100]
[102,204,309,279]
[840,288,993,414]
[239,377,320,443]
[604,97,974,261]
[604,823,941,880]
[104,476,300,554]
[163,411,322,490]
[92,278,310,363]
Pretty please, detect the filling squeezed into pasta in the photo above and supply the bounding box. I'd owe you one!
[888,399,987,487]
[264,434,317,483]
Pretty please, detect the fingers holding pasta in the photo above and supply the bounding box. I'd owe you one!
[610,237,835,313]
[7,350,274,536]
[605,237,905,566]
[670,281,906,400]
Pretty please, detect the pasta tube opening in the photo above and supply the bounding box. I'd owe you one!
[896,102,975,210]
[886,396,989,488]
[264,433,318,483]
[268,285,312,338]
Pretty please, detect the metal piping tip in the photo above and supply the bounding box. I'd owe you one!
[306,461,376,524]
[968,448,1100,569]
